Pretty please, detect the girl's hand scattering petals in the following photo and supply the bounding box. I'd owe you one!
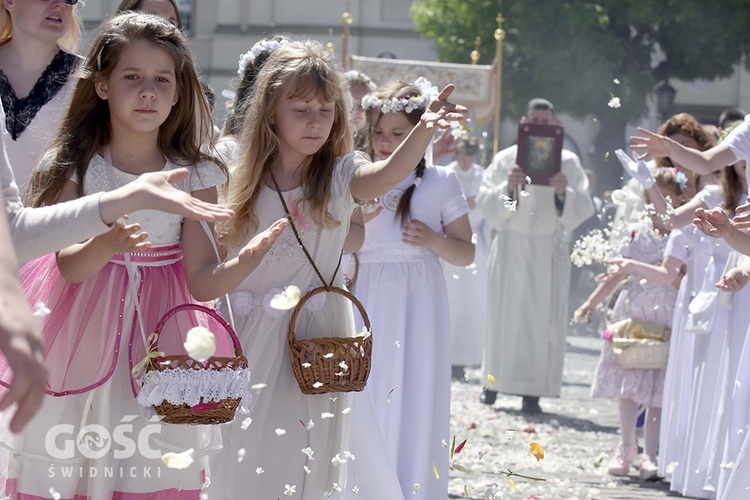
[238,218,288,266]
[693,206,735,238]
[421,84,469,130]
[629,127,676,161]
[717,266,750,292]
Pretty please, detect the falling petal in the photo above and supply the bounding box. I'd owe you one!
[455,438,467,454]
[520,190,530,197]
[241,417,252,430]
[161,448,194,469]
[256,467,264,474]
[452,463,470,473]
[49,488,61,500]
[270,285,301,310]
[613,78,620,84]
[302,447,315,460]
[302,362,312,368]
[413,483,420,493]
[275,428,286,436]
[352,485,359,494]
[33,302,51,318]
[452,274,459,279]
[342,407,352,414]
[323,352,334,359]
[487,374,496,385]
[183,327,216,362]
[605,151,610,161]
[530,441,545,461]
[321,412,334,419]
[525,176,532,184]
[304,465,312,475]
[508,479,517,490]
[237,448,246,462]
[504,200,517,212]
[395,341,401,348]
[471,233,478,244]
[251,383,267,390]
[608,96,621,108]
[306,419,315,429]
[284,484,297,496]
[433,464,440,479]
[312,382,324,389]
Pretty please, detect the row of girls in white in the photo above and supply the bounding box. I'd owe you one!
[0,9,473,500]
[590,113,750,499]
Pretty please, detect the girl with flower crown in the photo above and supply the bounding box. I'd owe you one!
[195,43,466,499]
[349,78,474,499]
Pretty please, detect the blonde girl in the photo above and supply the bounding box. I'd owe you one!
[191,41,466,499]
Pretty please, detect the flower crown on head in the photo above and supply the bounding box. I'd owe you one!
[361,76,439,114]
[345,70,377,92]
[238,38,287,78]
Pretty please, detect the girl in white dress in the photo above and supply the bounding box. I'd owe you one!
[0,0,82,197]
[191,42,467,499]
[351,79,474,499]
[0,14,262,498]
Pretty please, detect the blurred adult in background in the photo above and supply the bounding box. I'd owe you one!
[0,0,82,197]
[116,0,181,28]
[477,98,594,413]
[442,134,491,379]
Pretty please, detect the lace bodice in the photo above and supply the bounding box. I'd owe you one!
[80,153,226,246]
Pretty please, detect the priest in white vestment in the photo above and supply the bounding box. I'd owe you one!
[477,98,594,413]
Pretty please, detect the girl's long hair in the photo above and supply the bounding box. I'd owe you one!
[0,2,82,51]
[364,80,426,225]
[720,163,743,215]
[28,13,225,207]
[218,40,353,248]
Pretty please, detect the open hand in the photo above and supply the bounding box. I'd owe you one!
[421,85,469,130]
[693,206,734,238]
[629,128,675,161]
[717,266,750,292]
[597,257,631,283]
[237,218,288,267]
[362,199,383,223]
[118,169,235,222]
[614,149,655,188]
[432,129,457,165]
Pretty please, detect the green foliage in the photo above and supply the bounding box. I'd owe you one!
[412,0,750,122]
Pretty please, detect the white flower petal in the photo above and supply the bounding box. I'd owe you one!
[275,428,286,436]
[161,448,194,469]
[183,326,216,362]
[270,285,301,310]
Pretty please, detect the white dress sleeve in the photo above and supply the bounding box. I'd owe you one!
[440,167,470,226]
[189,159,228,191]
[333,151,370,213]
[664,227,688,264]
[723,115,750,163]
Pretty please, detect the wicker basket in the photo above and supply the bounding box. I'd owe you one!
[143,304,249,425]
[287,286,372,395]
[612,338,669,370]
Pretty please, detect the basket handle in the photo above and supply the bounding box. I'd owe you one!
[152,303,243,357]
[287,286,371,344]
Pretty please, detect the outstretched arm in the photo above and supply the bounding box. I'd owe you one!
[600,256,684,288]
[182,187,288,302]
[694,206,750,256]
[630,128,736,175]
[350,85,468,201]
[0,191,47,433]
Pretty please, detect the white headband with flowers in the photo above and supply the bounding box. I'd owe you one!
[345,70,377,92]
[237,39,287,79]
[361,76,439,114]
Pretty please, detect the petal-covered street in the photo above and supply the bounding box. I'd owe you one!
[449,336,695,500]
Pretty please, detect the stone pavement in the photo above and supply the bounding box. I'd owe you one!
[448,335,698,500]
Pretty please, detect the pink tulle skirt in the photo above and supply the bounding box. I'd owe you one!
[0,246,230,499]
[0,245,233,397]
